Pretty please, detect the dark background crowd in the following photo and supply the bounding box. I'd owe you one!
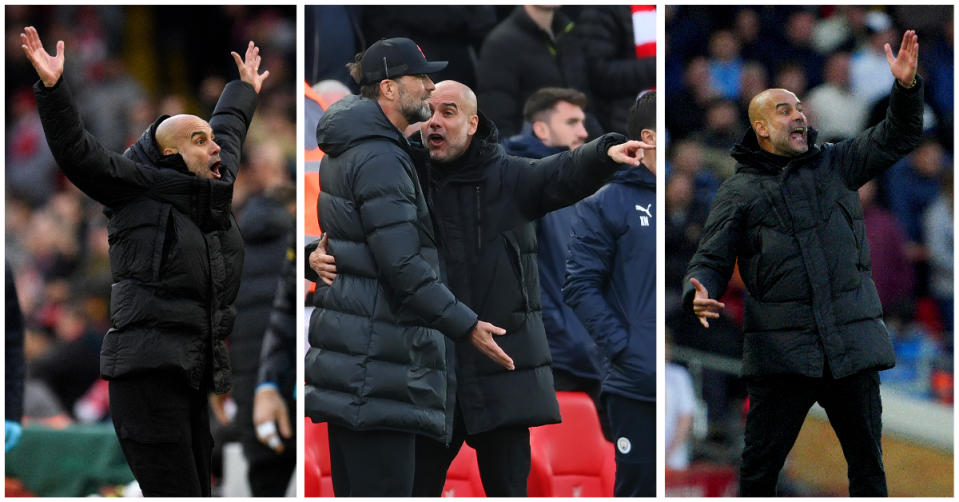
[664,4,953,492]
[5,5,295,495]
[305,5,655,139]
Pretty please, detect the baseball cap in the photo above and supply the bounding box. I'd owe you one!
[357,38,448,85]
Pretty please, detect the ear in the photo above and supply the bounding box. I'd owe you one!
[532,121,549,142]
[467,114,479,136]
[162,147,178,156]
[379,79,395,100]
[641,129,656,148]
[753,120,769,139]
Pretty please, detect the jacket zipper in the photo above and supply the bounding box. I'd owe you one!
[474,185,482,254]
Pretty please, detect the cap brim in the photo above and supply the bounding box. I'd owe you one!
[418,60,448,75]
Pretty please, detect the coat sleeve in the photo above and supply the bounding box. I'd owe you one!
[34,78,155,207]
[5,261,24,423]
[258,232,296,388]
[509,132,626,222]
[829,75,924,190]
[355,151,478,341]
[680,179,746,313]
[562,195,629,360]
[209,80,259,182]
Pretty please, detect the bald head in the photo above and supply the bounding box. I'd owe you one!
[421,80,480,163]
[155,114,223,179]
[747,88,809,157]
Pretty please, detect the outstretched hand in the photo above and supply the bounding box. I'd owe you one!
[885,29,919,88]
[608,140,654,167]
[20,26,63,88]
[689,277,724,329]
[231,41,270,94]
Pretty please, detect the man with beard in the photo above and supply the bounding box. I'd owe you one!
[21,26,268,496]
[305,38,515,496]
[683,30,921,496]
[312,79,648,495]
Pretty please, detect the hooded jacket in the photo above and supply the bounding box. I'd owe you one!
[306,95,478,442]
[505,131,603,383]
[417,112,626,434]
[34,78,258,394]
[564,165,657,401]
[682,77,924,378]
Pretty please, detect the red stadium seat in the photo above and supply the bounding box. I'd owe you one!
[665,463,738,497]
[527,391,616,497]
[441,444,486,497]
[304,419,333,497]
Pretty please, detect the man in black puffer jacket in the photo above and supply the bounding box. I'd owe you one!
[305,38,514,497]
[682,31,922,497]
[312,80,648,496]
[22,27,268,496]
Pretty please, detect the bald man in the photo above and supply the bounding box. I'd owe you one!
[312,79,649,495]
[22,26,268,496]
[682,31,922,496]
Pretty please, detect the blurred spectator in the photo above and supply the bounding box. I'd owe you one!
[707,30,743,100]
[850,11,898,107]
[575,5,656,135]
[6,261,25,452]
[665,173,709,311]
[737,62,768,121]
[806,52,868,142]
[476,5,593,139]
[858,180,914,310]
[765,9,826,89]
[361,6,497,90]
[772,60,808,102]
[6,89,57,207]
[922,169,953,329]
[668,139,721,208]
[305,6,363,91]
[666,57,719,141]
[689,98,741,180]
[884,139,948,250]
[665,348,697,471]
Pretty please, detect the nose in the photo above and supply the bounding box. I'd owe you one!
[576,123,588,140]
[210,140,221,155]
[424,75,435,91]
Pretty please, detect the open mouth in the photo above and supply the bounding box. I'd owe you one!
[427,133,445,149]
[210,161,223,179]
[790,126,806,143]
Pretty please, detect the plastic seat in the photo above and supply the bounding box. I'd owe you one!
[527,391,616,497]
[441,444,486,497]
[304,419,333,497]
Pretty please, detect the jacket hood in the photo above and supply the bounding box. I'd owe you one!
[415,111,503,183]
[316,94,409,157]
[730,126,821,175]
[123,115,193,175]
[610,163,656,189]
[504,129,568,159]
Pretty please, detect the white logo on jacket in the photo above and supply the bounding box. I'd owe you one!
[635,203,653,227]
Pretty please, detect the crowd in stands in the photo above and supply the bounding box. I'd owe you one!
[665,4,954,482]
[5,6,296,491]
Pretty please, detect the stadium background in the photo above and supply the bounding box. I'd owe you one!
[664,5,953,496]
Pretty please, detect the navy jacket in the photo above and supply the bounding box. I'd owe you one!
[505,132,603,382]
[564,165,657,401]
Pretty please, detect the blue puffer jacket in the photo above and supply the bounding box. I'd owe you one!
[505,132,603,382]
[564,165,656,401]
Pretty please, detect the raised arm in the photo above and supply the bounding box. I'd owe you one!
[23,26,154,207]
[831,30,923,189]
[209,41,268,182]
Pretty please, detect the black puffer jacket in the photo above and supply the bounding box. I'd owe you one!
[682,77,924,379]
[306,95,479,442]
[418,113,626,434]
[34,78,258,394]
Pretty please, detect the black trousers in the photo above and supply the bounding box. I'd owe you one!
[327,423,416,496]
[604,393,656,497]
[739,370,886,497]
[109,373,213,497]
[413,405,531,497]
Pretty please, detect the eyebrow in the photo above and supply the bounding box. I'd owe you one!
[775,101,801,110]
[438,102,458,110]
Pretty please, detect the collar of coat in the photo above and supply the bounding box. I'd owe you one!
[730,125,822,175]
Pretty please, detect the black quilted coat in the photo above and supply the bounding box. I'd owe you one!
[682,77,924,379]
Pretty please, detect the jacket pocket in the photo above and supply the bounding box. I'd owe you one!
[503,231,530,311]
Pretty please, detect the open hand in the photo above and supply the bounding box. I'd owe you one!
[231,41,270,94]
[470,321,514,370]
[253,385,292,454]
[309,234,337,285]
[690,277,724,329]
[885,29,919,88]
[608,140,654,167]
[20,26,63,88]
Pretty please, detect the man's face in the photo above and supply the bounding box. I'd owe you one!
[396,74,435,124]
[162,116,223,179]
[539,100,588,151]
[420,83,478,163]
[757,90,808,156]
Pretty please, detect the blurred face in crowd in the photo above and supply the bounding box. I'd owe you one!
[421,80,479,164]
[824,53,851,88]
[156,115,223,179]
[749,89,808,157]
[535,100,588,151]
[396,74,436,124]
